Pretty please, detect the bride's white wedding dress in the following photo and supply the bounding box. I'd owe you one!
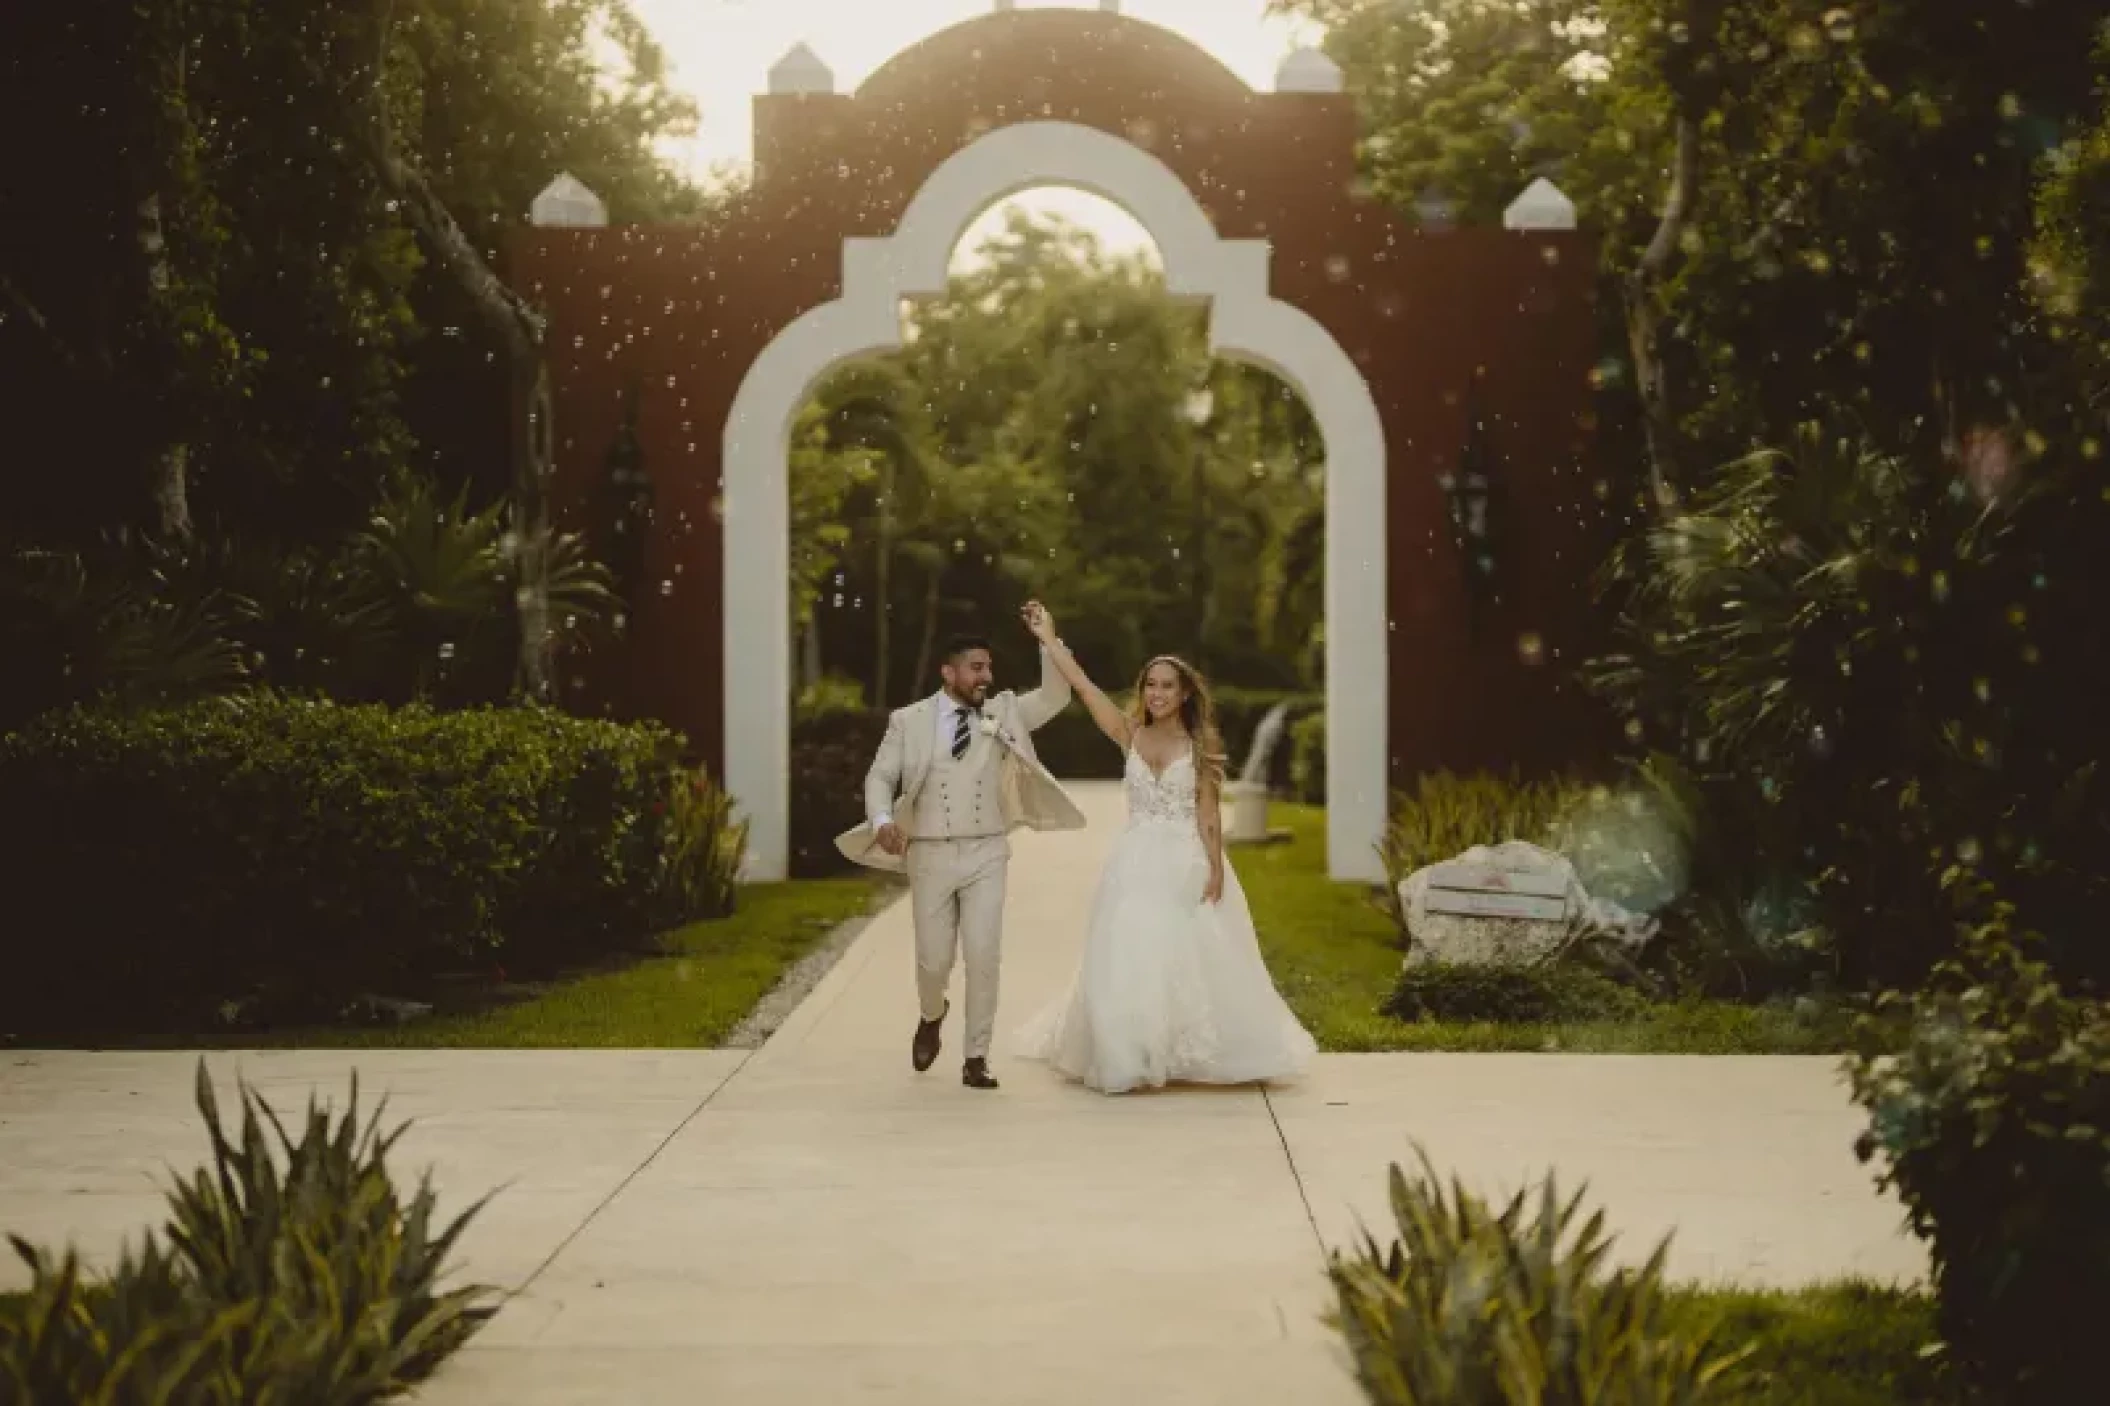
[1014,743,1318,1093]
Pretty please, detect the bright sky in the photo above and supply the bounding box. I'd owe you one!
[622,0,1320,263]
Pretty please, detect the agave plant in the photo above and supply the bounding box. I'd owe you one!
[1327,1147,1748,1405]
[0,1061,494,1403]
[351,471,509,656]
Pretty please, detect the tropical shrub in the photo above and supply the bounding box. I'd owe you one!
[1591,427,2110,991]
[789,707,889,878]
[0,470,618,730]
[1378,771,1591,925]
[0,1063,495,1404]
[0,544,248,732]
[1327,1148,1747,1404]
[0,695,743,1033]
[1844,901,2110,1404]
[1384,961,1647,1025]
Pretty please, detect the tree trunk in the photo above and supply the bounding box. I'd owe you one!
[1623,113,1702,509]
[353,2,553,699]
[874,464,893,708]
[910,567,941,697]
[799,614,823,693]
[136,34,191,543]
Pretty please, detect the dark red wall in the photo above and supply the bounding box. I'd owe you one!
[510,9,1611,785]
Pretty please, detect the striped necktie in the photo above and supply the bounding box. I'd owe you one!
[951,704,973,760]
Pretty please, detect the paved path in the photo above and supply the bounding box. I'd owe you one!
[0,785,1922,1403]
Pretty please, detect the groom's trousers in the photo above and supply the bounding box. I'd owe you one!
[904,836,1009,1061]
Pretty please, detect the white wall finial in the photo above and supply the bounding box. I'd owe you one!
[1275,47,1344,95]
[530,173,606,228]
[768,42,835,96]
[1100,1,1124,13]
[993,1,1016,11]
[1503,177,1578,231]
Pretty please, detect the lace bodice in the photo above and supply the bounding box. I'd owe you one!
[1125,746,1199,827]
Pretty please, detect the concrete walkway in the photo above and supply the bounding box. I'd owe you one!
[0,784,1922,1403]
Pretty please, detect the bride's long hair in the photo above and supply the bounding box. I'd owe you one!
[1127,655,1227,786]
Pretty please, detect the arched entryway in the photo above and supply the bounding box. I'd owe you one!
[511,7,1607,888]
[723,118,1388,884]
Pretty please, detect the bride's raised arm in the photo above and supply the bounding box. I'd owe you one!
[1020,602,1132,750]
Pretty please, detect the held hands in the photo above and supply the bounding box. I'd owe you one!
[1020,600,1058,645]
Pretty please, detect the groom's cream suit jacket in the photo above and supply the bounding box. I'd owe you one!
[836,649,1086,873]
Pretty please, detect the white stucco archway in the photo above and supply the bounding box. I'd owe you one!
[722,120,1388,884]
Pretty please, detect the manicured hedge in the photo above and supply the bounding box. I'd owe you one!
[0,695,743,1033]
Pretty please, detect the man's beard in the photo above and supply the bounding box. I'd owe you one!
[948,683,987,708]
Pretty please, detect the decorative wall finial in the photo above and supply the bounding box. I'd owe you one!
[768,42,835,96]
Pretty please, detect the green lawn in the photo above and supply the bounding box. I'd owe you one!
[270,877,889,1049]
[1675,1283,1956,1405]
[1240,806,1855,1054]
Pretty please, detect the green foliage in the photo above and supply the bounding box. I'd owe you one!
[0,546,249,731]
[787,709,889,879]
[2,471,619,723]
[1591,428,2110,990]
[1572,756,1831,1001]
[1380,772,1592,904]
[801,210,1326,705]
[2033,24,2110,401]
[0,0,712,544]
[1665,1283,1957,1405]
[0,1062,493,1403]
[1289,709,1328,803]
[1327,1149,1748,1405]
[1843,902,2110,1404]
[1385,961,1647,1026]
[351,470,616,704]
[0,695,742,1035]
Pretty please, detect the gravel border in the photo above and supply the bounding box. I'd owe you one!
[721,881,907,1049]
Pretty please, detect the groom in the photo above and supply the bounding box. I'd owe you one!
[836,608,1085,1089]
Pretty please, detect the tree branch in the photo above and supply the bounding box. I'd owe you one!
[1624,107,1703,508]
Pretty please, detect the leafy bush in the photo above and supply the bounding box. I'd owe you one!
[1384,961,1648,1025]
[0,695,743,1033]
[789,708,890,877]
[0,1062,494,1403]
[1380,771,1591,903]
[1328,1148,1747,1404]
[1590,427,2110,991]
[1843,903,2110,1404]
[1,471,619,728]
[1289,709,1327,802]
[1558,757,1834,1002]
[0,545,249,732]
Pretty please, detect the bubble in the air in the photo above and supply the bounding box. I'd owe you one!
[438,642,456,661]
[1516,632,1546,666]
[659,580,674,596]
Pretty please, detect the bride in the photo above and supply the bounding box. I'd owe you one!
[1013,601,1317,1094]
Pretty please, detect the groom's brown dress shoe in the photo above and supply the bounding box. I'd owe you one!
[962,1058,999,1090]
[912,1001,948,1072]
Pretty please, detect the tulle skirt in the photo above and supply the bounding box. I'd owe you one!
[1014,819,1318,1094]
